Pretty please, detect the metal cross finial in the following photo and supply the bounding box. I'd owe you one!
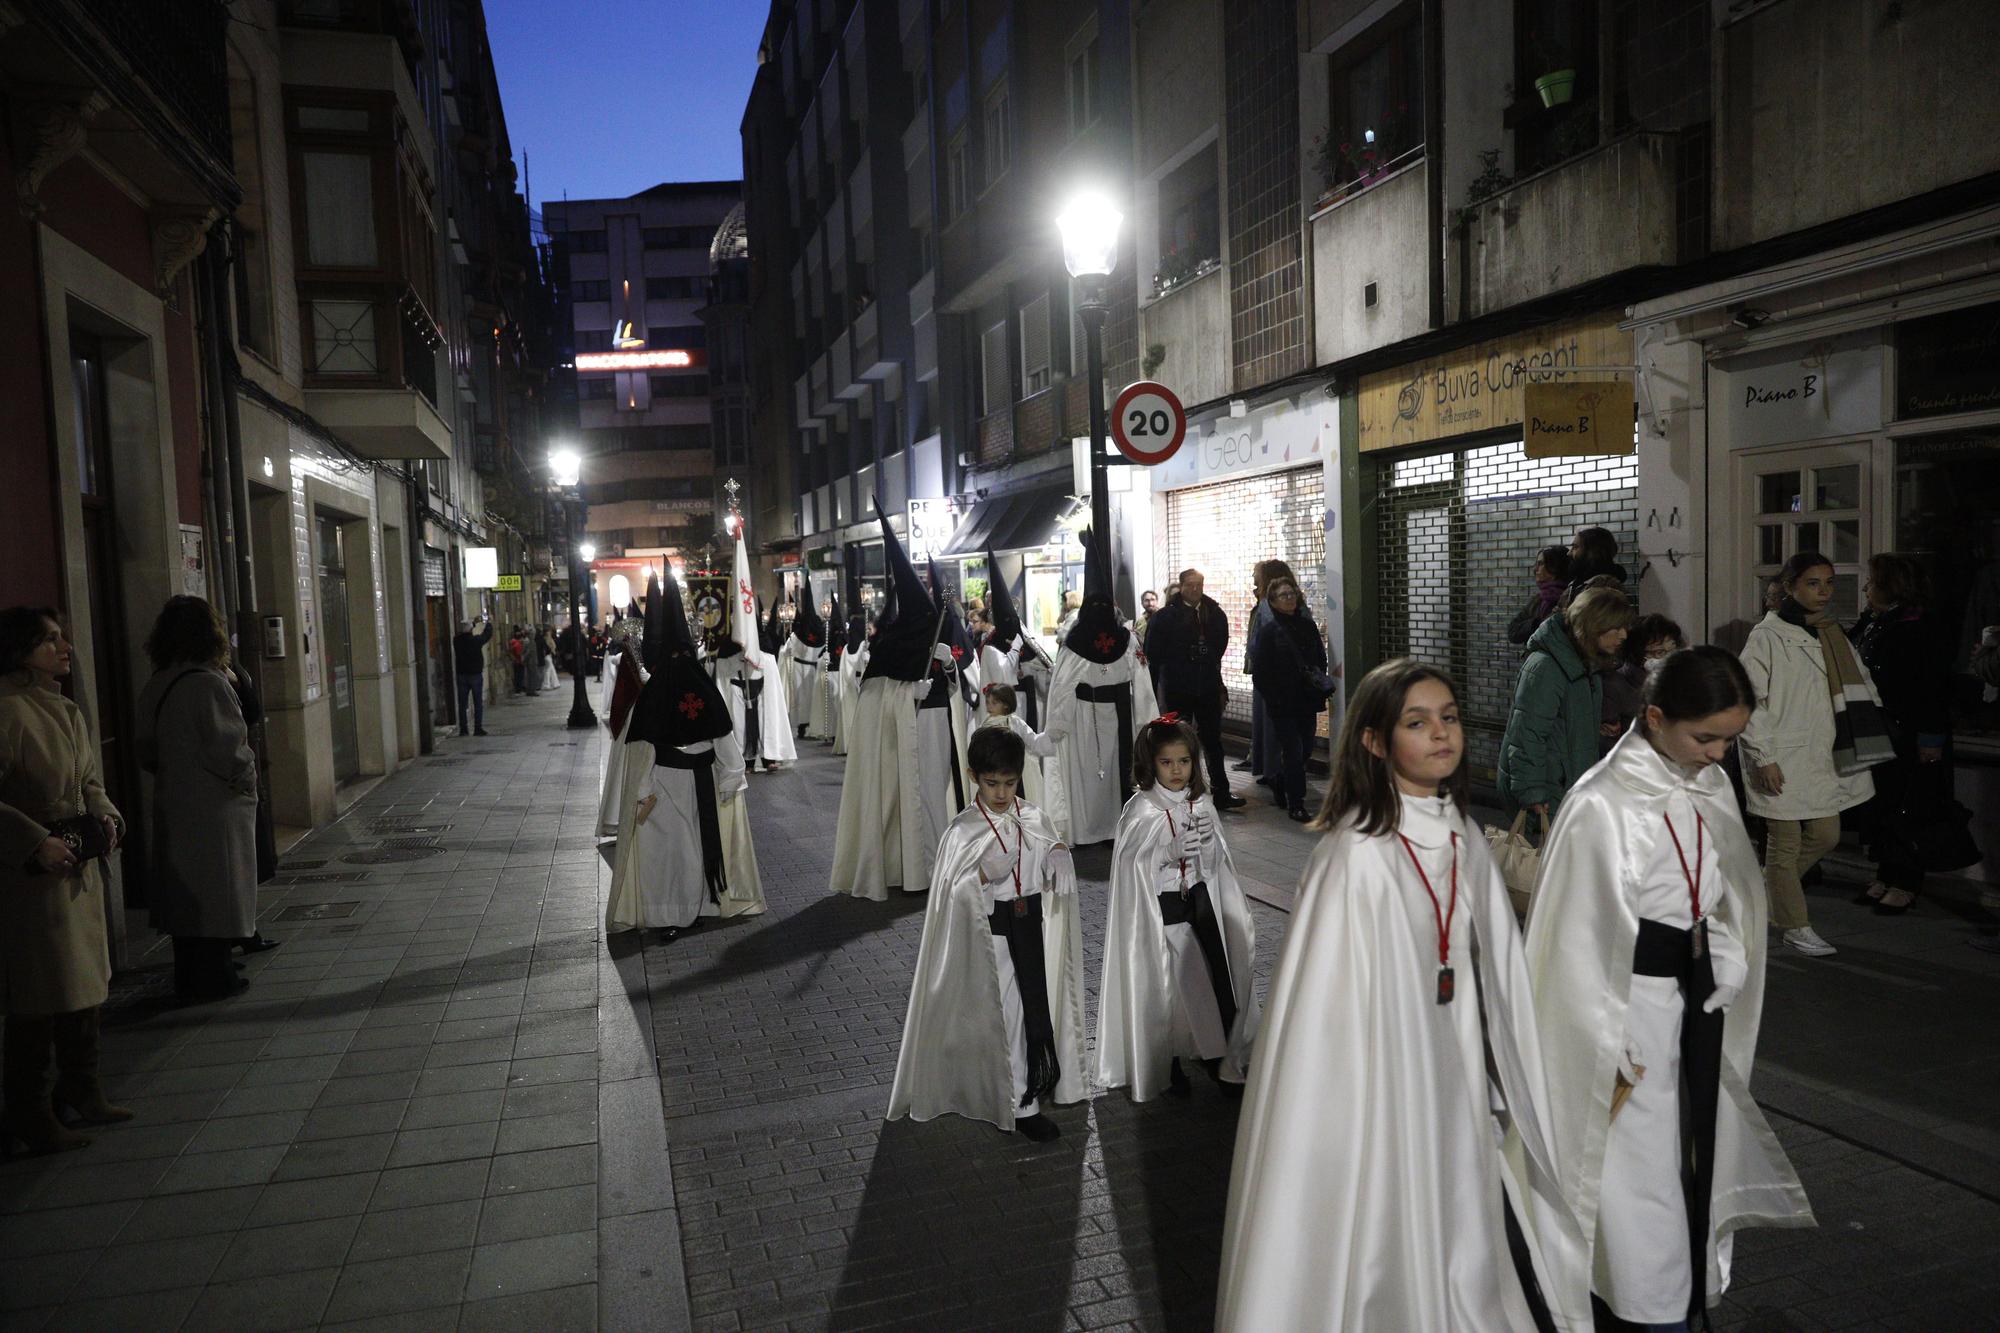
[722,477,741,510]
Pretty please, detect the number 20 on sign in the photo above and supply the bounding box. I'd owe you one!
[1111,381,1188,466]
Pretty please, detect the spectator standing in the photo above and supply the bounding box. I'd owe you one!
[1144,569,1244,808]
[1133,589,1161,645]
[1241,560,1300,788]
[1565,526,1629,596]
[508,626,527,694]
[1851,554,1953,915]
[452,617,492,736]
[1056,590,1083,642]
[1497,586,1634,819]
[1738,552,1887,958]
[1249,576,1332,821]
[0,607,130,1153]
[135,597,259,1001]
[1600,614,1684,754]
[1507,546,1574,645]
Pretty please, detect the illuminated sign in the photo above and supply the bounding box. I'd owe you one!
[575,349,700,372]
[463,547,499,589]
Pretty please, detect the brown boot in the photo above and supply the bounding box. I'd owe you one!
[52,1008,132,1125]
[3,1016,90,1154]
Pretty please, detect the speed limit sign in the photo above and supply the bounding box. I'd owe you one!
[1110,381,1188,466]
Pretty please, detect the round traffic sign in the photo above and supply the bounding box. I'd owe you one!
[1110,381,1188,465]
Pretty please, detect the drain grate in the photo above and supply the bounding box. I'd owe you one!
[270,871,371,886]
[275,901,362,922]
[278,859,328,872]
[340,845,446,864]
[378,835,442,849]
[369,822,453,836]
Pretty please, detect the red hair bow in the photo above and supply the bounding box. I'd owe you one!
[1150,712,1181,727]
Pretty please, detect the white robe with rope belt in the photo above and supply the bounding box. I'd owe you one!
[1217,792,1591,1332]
[1044,641,1157,846]
[785,637,825,730]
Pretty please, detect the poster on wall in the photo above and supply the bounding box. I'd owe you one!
[179,525,207,598]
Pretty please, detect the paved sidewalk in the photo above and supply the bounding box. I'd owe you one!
[7,690,1997,1330]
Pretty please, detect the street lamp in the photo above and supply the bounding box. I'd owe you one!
[1056,191,1122,568]
[548,449,595,728]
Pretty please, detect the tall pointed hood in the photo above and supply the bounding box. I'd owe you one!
[790,587,826,649]
[983,547,1021,649]
[825,593,844,659]
[625,573,732,751]
[759,595,784,656]
[1064,526,1130,664]
[864,498,937,682]
[640,573,667,672]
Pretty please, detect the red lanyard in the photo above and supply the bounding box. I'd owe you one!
[1161,793,1196,891]
[1396,832,1460,970]
[977,798,1023,899]
[1664,811,1704,922]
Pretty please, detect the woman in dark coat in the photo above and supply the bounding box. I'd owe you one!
[1249,575,1330,822]
[1852,554,1954,914]
[1243,559,1298,789]
[1598,613,1683,755]
[135,597,259,1000]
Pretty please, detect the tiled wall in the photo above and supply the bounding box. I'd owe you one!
[1223,0,1306,393]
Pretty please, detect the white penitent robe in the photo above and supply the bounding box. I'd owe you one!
[1044,642,1158,845]
[1526,730,1813,1323]
[784,638,824,727]
[717,648,797,768]
[1217,793,1590,1333]
[604,731,765,931]
[807,653,840,742]
[1097,786,1260,1101]
[887,800,1087,1131]
[832,644,865,757]
[973,713,1054,805]
[911,674,973,872]
[829,675,930,900]
[596,709,633,837]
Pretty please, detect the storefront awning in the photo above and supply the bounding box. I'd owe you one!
[936,486,1076,559]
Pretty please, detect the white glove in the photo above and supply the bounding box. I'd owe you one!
[979,837,1017,885]
[1615,1036,1644,1085]
[1045,844,1074,890]
[1176,825,1202,858]
[932,642,955,664]
[1702,982,1741,1015]
[1193,810,1216,847]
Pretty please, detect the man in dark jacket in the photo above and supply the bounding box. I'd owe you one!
[1143,569,1244,807]
[452,616,493,736]
[1564,526,1629,596]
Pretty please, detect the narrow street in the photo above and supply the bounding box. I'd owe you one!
[0,687,1990,1330]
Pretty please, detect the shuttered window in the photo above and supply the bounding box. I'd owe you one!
[1020,294,1050,393]
[980,319,1011,416]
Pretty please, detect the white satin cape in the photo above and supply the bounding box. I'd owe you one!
[604,732,766,931]
[784,638,824,727]
[831,643,865,756]
[1096,788,1260,1099]
[885,801,1087,1131]
[1523,729,1814,1305]
[829,676,931,900]
[1044,641,1158,845]
[1216,809,1591,1332]
[715,647,797,766]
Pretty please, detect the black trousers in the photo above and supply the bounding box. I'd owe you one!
[1268,709,1316,813]
[1163,683,1231,798]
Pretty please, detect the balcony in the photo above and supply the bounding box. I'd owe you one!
[832,328,863,401]
[308,382,451,460]
[1460,134,1677,322]
[1139,265,1229,407]
[301,288,450,459]
[903,114,929,169]
[280,23,434,181]
[854,301,893,383]
[1013,386,1062,459]
[848,148,873,233]
[809,352,835,419]
[1311,158,1431,363]
[910,271,938,382]
[975,406,1014,468]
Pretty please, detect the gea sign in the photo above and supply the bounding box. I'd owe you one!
[1523,381,1635,458]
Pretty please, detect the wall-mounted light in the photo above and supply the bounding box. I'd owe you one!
[262,456,274,478]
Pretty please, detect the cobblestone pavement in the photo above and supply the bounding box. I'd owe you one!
[5,688,1996,1330]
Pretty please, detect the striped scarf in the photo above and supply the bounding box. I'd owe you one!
[1781,598,1894,775]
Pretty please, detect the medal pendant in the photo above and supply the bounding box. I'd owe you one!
[1012,897,1027,917]
[1436,966,1455,1005]
[1690,918,1707,961]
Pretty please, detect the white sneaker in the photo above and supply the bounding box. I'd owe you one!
[1783,926,1837,957]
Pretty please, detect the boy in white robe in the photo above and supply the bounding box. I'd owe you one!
[887,726,1085,1142]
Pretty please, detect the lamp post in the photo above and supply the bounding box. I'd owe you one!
[1057,192,1123,567]
[549,448,596,729]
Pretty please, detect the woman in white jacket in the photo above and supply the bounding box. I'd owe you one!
[1737,553,1885,958]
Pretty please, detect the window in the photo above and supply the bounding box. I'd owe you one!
[1322,8,1426,192]
[566,229,609,253]
[310,299,378,375]
[579,377,614,400]
[982,86,1010,188]
[1514,0,1599,175]
[1019,294,1050,394]
[301,151,378,266]
[662,424,711,450]
[232,224,274,358]
[945,131,970,219]
[980,319,1011,415]
[575,329,612,352]
[1067,32,1100,136]
[642,225,711,250]
[1156,143,1221,295]
[647,325,707,350]
[646,276,701,300]
[570,280,610,301]
[649,374,709,398]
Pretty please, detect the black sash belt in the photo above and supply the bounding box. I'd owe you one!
[651,747,727,904]
[1075,681,1134,804]
[918,673,964,810]
[1157,881,1237,1035]
[732,676,762,763]
[1628,915,1725,1327]
[988,893,1059,1108]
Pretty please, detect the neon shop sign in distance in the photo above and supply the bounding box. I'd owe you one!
[574,349,703,372]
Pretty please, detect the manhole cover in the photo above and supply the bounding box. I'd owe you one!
[340,846,445,864]
[278,859,328,872]
[270,871,371,886]
[275,901,362,922]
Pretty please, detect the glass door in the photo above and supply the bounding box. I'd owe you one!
[1740,443,1872,623]
[317,515,361,784]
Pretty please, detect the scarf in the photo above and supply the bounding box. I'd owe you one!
[1779,597,1893,775]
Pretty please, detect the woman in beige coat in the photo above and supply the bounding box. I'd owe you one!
[0,606,131,1153]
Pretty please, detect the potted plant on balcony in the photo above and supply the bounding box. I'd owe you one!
[1153,244,1215,298]
[1526,29,1576,107]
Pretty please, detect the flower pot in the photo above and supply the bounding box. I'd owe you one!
[1534,69,1576,107]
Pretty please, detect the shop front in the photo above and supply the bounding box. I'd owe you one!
[1354,313,1638,785]
[931,484,1086,641]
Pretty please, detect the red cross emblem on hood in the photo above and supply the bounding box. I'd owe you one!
[677,692,704,719]
[1094,633,1117,656]
[949,644,963,660]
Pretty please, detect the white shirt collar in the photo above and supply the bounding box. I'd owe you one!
[1396,789,1456,848]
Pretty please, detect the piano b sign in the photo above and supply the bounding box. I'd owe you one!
[1523,381,1634,458]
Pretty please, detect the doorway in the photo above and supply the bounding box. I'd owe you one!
[316,513,361,784]
[1735,441,1873,625]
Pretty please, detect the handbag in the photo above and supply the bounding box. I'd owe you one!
[1483,809,1548,917]
[1908,798,1982,873]
[26,814,111,874]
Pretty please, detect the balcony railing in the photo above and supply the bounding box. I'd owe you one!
[50,0,233,170]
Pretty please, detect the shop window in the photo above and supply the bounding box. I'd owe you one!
[580,379,613,400]
[571,280,610,301]
[983,86,1011,190]
[1513,0,1600,177]
[1155,143,1220,298]
[1067,23,1100,138]
[1020,293,1051,394]
[650,374,710,398]
[575,329,612,352]
[301,151,378,266]
[1318,6,1425,196]
[980,319,1012,416]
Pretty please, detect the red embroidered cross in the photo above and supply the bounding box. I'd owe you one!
[738,580,753,613]
[949,644,963,660]
[1094,633,1117,655]
[677,693,704,719]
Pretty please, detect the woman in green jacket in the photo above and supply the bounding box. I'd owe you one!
[1498,586,1633,817]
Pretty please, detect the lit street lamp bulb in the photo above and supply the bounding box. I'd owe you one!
[578,544,596,564]
[1056,192,1123,279]
[548,448,582,487]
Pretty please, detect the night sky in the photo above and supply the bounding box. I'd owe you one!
[485,0,768,205]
